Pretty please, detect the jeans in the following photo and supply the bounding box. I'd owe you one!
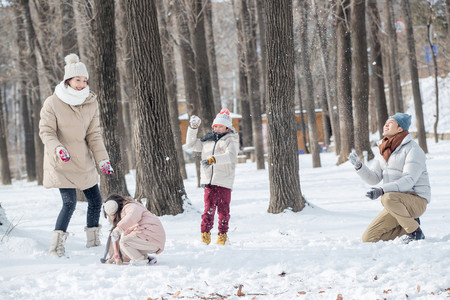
[55,184,103,232]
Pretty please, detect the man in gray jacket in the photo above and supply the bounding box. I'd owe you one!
[349,113,430,243]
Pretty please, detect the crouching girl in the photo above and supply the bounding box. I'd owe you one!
[103,194,166,265]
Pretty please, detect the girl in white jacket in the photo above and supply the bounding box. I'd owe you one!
[185,109,239,245]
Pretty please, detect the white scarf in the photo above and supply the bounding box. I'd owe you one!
[55,81,90,106]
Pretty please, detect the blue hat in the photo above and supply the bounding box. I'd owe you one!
[391,113,411,130]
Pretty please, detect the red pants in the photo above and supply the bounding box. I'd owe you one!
[201,185,231,234]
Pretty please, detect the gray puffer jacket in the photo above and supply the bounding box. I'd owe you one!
[356,133,431,203]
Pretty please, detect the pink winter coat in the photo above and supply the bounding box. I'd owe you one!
[116,201,166,254]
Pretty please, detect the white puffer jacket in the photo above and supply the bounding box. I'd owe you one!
[185,127,239,189]
[356,133,431,203]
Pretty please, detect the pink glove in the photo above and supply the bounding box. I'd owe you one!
[56,147,71,162]
[100,160,114,174]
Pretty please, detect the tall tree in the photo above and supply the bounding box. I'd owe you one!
[241,0,265,169]
[232,0,252,147]
[190,0,215,129]
[298,0,321,168]
[336,0,353,165]
[385,1,403,114]
[367,0,388,138]
[204,0,221,112]
[265,0,304,213]
[60,0,79,56]
[0,86,11,185]
[126,0,185,215]
[14,2,36,182]
[156,0,187,180]
[401,0,428,153]
[255,0,267,112]
[351,0,374,161]
[311,0,340,154]
[21,0,44,184]
[427,4,440,143]
[92,0,128,197]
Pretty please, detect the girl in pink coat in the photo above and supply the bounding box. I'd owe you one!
[103,194,166,265]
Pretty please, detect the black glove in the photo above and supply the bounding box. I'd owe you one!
[366,187,384,200]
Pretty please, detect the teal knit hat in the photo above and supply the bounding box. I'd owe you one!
[391,113,411,130]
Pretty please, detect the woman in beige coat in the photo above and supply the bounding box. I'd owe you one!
[39,54,114,257]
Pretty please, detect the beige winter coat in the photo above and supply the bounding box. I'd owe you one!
[39,92,109,190]
[185,127,239,189]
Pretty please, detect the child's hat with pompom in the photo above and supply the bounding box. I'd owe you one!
[212,108,233,130]
[63,53,89,81]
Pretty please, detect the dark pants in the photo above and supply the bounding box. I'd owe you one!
[55,184,102,232]
[201,184,231,234]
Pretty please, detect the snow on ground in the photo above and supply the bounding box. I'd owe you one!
[0,138,449,300]
[0,75,449,299]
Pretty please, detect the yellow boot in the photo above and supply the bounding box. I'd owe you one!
[216,233,227,245]
[201,232,211,245]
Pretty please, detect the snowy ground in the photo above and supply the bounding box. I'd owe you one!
[0,137,449,300]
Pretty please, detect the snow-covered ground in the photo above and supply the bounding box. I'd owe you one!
[0,75,449,299]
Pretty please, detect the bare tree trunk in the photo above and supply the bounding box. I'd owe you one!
[401,0,428,153]
[60,0,79,56]
[190,0,215,130]
[92,0,129,197]
[367,0,388,139]
[336,0,353,165]
[299,0,321,168]
[175,1,202,187]
[241,0,265,169]
[232,0,252,147]
[21,0,44,184]
[0,87,12,185]
[204,0,221,112]
[156,0,187,180]
[265,0,304,214]
[255,0,267,113]
[351,0,374,161]
[14,2,36,182]
[446,0,450,72]
[385,1,403,113]
[427,10,440,143]
[311,0,340,154]
[126,0,185,215]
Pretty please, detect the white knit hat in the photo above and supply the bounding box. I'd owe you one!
[212,108,233,130]
[103,200,118,215]
[63,53,89,81]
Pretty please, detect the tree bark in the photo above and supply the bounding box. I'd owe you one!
[156,0,187,180]
[60,0,79,56]
[190,0,216,130]
[126,0,185,215]
[427,11,440,143]
[367,0,388,139]
[400,0,428,153]
[255,0,267,113]
[385,1,403,114]
[21,0,44,184]
[336,0,353,165]
[241,0,265,169]
[204,0,221,112]
[0,87,12,185]
[92,0,129,197]
[264,0,304,213]
[351,0,374,161]
[299,0,321,168]
[14,2,36,182]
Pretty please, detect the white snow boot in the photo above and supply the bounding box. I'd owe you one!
[49,230,69,257]
[85,225,102,248]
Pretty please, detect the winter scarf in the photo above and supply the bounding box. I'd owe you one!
[200,131,229,142]
[379,130,409,162]
[55,81,90,106]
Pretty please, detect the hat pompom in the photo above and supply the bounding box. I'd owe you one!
[65,53,80,65]
[219,108,230,115]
